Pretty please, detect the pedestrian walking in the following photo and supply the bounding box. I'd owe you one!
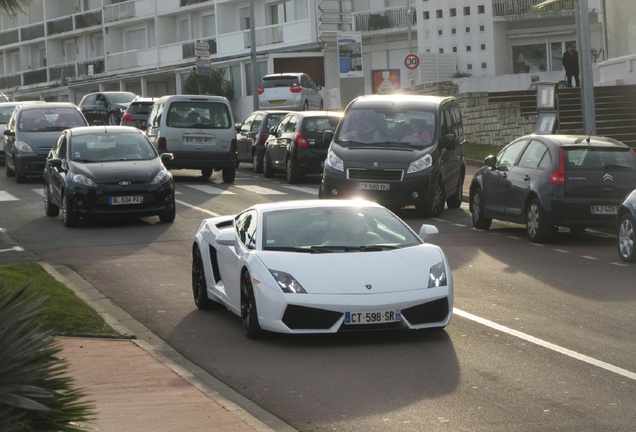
[562,44,580,88]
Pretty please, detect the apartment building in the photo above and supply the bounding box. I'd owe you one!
[0,0,629,120]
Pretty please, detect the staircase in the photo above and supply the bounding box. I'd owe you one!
[487,84,636,147]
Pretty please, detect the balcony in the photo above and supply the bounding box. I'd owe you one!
[47,17,74,36]
[75,11,103,30]
[217,19,311,55]
[104,0,135,23]
[23,68,48,86]
[492,0,574,17]
[352,7,411,32]
[21,23,45,41]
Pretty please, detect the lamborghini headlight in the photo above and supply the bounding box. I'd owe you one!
[428,261,447,288]
[270,270,307,293]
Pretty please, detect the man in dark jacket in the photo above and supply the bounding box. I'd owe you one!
[562,44,580,88]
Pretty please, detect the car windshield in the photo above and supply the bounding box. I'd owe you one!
[0,105,17,123]
[166,101,232,129]
[565,147,636,171]
[262,206,421,252]
[108,93,137,104]
[70,133,158,162]
[19,107,86,132]
[260,76,299,88]
[336,108,437,148]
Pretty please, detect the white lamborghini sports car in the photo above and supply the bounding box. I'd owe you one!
[191,199,453,339]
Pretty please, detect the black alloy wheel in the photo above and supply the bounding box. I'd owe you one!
[192,246,217,309]
[240,270,263,339]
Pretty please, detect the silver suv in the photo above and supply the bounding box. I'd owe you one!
[258,73,323,111]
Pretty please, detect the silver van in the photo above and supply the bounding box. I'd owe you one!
[145,95,238,182]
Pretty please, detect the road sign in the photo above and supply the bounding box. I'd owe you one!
[196,58,211,76]
[195,42,210,57]
[404,53,420,70]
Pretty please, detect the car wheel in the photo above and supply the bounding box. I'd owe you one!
[617,213,636,262]
[62,194,79,228]
[303,100,309,111]
[159,197,176,223]
[108,113,119,125]
[201,168,213,178]
[44,186,60,217]
[240,270,263,339]
[319,100,324,110]
[6,162,15,178]
[262,151,274,178]
[471,188,492,230]
[416,179,445,218]
[222,168,235,183]
[252,150,263,173]
[192,246,218,309]
[526,197,552,243]
[286,157,301,184]
[446,174,464,209]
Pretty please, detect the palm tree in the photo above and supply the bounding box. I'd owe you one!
[0,0,31,17]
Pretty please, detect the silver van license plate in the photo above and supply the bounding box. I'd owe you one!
[357,182,390,191]
[184,137,210,144]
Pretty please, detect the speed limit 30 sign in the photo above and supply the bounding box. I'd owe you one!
[404,53,420,70]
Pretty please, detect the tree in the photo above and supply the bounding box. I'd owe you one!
[182,68,234,100]
[0,0,31,17]
[0,283,95,431]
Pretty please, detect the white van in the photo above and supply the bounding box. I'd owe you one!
[145,95,238,182]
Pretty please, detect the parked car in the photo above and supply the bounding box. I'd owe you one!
[78,91,137,125]
[617,189,636,262]
[320,94,466,217]
[236,110,289,173]
[262,111,343,184]
[120,97,155,130]
[43,126,175,227]
[469,134,636,243]
[145,95,238,182]
[0,101,42,166]
[4,102,88,182]
[258,73,323,111]
[191,199,453,339]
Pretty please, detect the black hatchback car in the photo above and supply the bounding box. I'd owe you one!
[43,126,175,227]
[78,91,137,126]
[262,110,342,184]
[235,110,288,172]
[469,134,636,243]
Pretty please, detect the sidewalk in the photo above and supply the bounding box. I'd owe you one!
[41,263,296,432]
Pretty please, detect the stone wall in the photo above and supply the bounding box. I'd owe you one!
[409,81,536,146]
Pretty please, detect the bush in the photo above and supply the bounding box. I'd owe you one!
[0,283,94,431]
[182,68,234,100]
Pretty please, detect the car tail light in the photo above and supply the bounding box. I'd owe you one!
[257,88,264,95]
[290,85,303,93]
[295,132,309,149]
[230,138,237,153]
[158,136,167,152]
[549,148,565,185]
[121,113,134,122]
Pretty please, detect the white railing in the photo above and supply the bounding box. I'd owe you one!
[218,19,311,55]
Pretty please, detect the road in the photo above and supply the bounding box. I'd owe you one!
[1,164,634,432]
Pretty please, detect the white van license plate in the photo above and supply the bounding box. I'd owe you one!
[591,205,617,215]
[184,137,210,144]
[357,182,390,191]
[344,310,401,325]
[110,196,143,205]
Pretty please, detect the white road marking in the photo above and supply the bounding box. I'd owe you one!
[236,185,286,195]
[282,185,319,195]
[175,199,220,217]
[184,185,234,195]
[0,191,19,201]
[32,188,44,197]
[454,308,636,381]
[0,245,24,253]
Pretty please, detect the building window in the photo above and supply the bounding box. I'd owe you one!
[438,47,444,53]
[126,29,145,50]
[201,14,216,38]
[451,27,456,35]
[450,8,456,17]
[438,29,443,36]
[466,45,472,52]
[513,43,548,73]
[478,5,485,14]
[480,43,486,51]
[436,9,443,18]
[465,27,470,33]
[467,63,473,70]
[268,1,294,25]
[452,46,457,53]
[178,19,189,42]
[239,7,250,30]
[480,24,485,32]
[423,11,430,20]
[482,62,487,69]
[464,6,470,15]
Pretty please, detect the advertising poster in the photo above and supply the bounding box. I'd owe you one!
[373,70,401,94]
[337,32,363,78]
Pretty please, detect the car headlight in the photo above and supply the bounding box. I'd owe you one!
[17,141,34,153]
[326,150,344,172]
[428,261,447,288]
[151,169,172,185]
[269,270,306,294]
[70,173,97,188]
[407,154,433,174]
